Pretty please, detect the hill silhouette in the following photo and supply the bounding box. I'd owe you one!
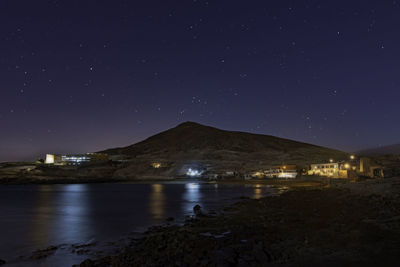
[357,144,400,156]
[102,122,349,178]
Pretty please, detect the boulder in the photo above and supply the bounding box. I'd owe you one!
[193,205,202,216]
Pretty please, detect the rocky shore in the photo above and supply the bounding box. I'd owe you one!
[76,178,400,267]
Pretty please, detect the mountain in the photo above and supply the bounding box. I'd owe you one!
[357,144,400,156]
[102,122,349,178]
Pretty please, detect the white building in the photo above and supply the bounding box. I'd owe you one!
[308,162,350,178]
[264,165,298,179]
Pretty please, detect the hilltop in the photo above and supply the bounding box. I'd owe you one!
[102,122,349,178]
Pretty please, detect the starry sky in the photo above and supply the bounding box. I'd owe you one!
[1,0,400,162]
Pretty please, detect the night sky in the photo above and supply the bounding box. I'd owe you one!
[1,1,400,162]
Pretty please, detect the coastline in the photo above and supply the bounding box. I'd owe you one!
[0,171,351,186]
[74,177,400,267]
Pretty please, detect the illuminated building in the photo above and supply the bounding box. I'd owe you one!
[44,153,108,165]
[151,162,169,169]
[264,165,298,179]
[45,154,62,164]
[308,162,351,178]
[252,171,265,178]
[151,163,162,168]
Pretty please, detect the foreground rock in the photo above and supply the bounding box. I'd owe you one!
[77,178,400,266]
[30,245,59,259]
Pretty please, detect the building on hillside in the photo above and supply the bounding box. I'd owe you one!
[359,157,384,178]
[251,171,265,179]
[264,165,298,178]
[45,154,62,165]
[151,162,170,169]
[308,162,353,178]
[44,153,108,165]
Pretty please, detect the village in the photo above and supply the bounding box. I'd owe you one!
[37,152,391,181]
[178,155,390,180]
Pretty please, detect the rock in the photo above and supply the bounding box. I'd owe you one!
[77,259,95,267]
[72,241,97,249]
[193,205,202,216]
[237,258,250,267]
[30,245,59,259]
[0,259,6,265]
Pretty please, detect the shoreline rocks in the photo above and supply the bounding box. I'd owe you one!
[75,178,400,266]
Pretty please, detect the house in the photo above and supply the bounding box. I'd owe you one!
[45,154,62,165]
[308,162,351,178]
[264,165,298,179]
[359,157,384,178]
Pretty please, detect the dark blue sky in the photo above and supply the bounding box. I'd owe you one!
[1,0,399,162]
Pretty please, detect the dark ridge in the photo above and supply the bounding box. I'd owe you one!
[357,144,400,156]
[101,122,348,165]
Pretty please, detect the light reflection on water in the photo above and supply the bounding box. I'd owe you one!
[29,184,92,248]
[253,184,263,199]
[149,184,166,219]
[182,183,202,213]
[57,184,91,244]
[0,182,277,266]
[29,185,53,248]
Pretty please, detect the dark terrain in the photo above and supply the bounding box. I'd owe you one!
[357,144,400,156]
[77,178,400,267]
[103,122,349,179]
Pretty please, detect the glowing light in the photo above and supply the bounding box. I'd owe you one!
[252,171,264,178]
[278,171,297,178]
[344,163,350,169]
[186,168,202,177]
[45,154,55,164]
[329,159,334,163]
[350,155,355,160]
[152,163,161,168]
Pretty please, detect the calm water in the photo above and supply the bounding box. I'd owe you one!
[0,182,277,266]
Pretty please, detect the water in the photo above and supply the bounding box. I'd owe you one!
[0,181,277,266]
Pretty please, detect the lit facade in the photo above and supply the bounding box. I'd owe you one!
[45,154,55,164]
[45,154,62,165]
[309,163,340,177]
[264,165,298,179]
[44,153,108,165]
[308,162,350,178]
[251,165,298,179]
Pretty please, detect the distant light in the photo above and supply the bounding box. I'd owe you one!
[45,154,55,164]
[329,159,334,163]
[187,168,202,177]
[350,155,355,160]
[152,163,161,168]
[344,163,350,169]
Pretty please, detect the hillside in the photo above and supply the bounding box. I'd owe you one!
[357,144,400,156]
[102,122,349,178]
